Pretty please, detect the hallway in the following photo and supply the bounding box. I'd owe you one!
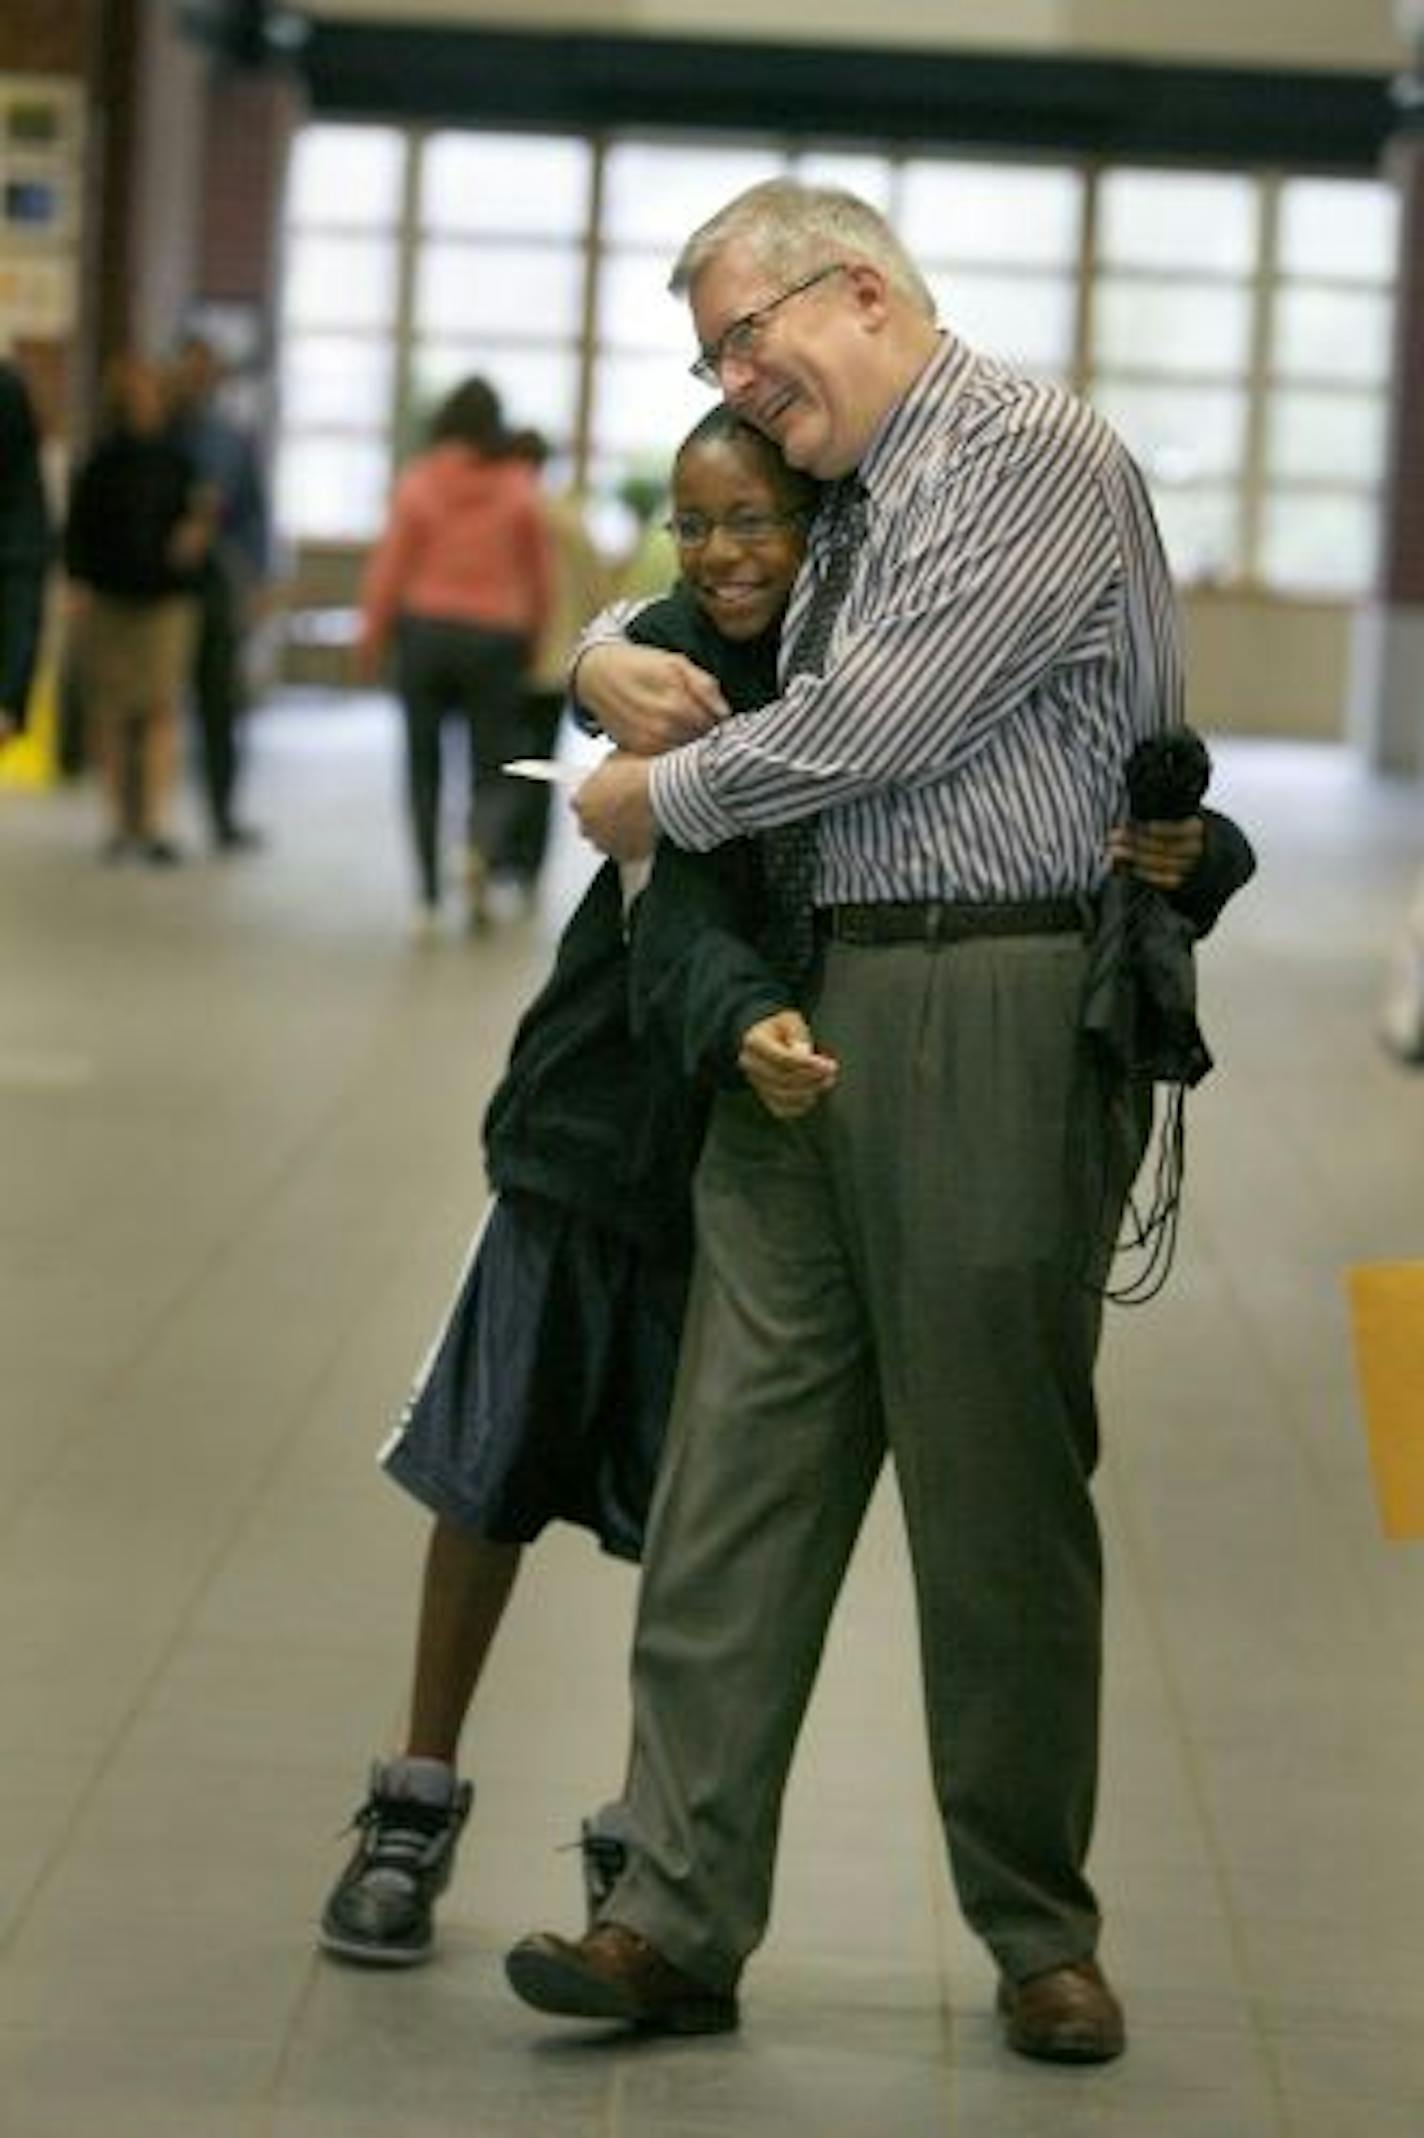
[1,697,1423,2136]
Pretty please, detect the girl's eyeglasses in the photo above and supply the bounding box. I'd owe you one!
[666,508,807,547]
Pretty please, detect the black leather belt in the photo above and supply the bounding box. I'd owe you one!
[819,897,1087,946]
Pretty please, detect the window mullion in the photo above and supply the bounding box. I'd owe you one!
[1072,156,1100,402]
[390,125,424,477]
[572,136,607,494]
[1239,170,1279,590]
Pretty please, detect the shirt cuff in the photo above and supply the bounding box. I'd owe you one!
[648,736,742,851]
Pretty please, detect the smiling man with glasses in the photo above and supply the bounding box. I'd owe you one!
[689,261,847,386]
[506,177,1242,2070]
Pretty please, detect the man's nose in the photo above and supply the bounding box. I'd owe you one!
[716,349,759,403]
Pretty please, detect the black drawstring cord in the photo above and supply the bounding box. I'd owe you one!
[1102,1080,1186,1306]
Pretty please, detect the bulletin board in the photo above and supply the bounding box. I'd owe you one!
[0,77,86,788]
[0,75,85,349]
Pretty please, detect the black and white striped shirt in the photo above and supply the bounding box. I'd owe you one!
[647,333,1182,904]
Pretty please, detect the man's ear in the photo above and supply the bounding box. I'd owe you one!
[841,261,893,330]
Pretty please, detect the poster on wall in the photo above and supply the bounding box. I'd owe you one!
[0,76,86,792]
[0,75,84,351]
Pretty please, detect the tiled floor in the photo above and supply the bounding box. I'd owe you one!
[3,696,1424,2136]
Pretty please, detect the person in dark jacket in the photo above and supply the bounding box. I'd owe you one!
[65,354,213,862]
[0,359,52,749]
[317,408,821,1969]
[168,333,272,851]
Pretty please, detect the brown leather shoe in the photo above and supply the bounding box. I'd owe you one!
[998,1957,1125,2063]
[505,1922,738,2035]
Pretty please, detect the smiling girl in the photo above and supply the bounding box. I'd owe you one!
[318,410,828,1967]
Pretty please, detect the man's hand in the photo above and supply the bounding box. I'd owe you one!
[1106,815,1205,892]
[739,1009,839,1121]
[575,642,727,754]
[574,751,658,861]
[167,511,213,572]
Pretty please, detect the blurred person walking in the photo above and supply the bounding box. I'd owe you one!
[169,333,273,852]
[65,354,213,864]
[0,357,52,750]
[356,378,552,939]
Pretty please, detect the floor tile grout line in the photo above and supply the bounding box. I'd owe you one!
[1182,1092,1405,1656]
[1103,1403,1297,2134]
[0,1281,428,1976]
[0,1042,398,1575]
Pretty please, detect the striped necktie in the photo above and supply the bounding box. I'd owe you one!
[759,476,869,990]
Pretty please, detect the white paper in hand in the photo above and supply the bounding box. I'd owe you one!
[502,758,583,786]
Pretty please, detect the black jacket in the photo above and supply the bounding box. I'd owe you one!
[0,363,51,723]
[482,585,791,1245]
[1082,801,1257,1087]
[65,431,204,601]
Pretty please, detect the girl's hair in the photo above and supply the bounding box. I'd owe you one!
[503,426,550,468]
[673,405,820,520]
[670,179,936,321]
[428,375,504,453]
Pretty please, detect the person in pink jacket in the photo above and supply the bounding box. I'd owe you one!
[357,377,553,936]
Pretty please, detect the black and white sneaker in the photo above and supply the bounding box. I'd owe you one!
[319,1762,473,1966]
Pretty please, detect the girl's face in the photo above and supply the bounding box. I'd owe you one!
[112,358,168,435]
[670,438,807,642]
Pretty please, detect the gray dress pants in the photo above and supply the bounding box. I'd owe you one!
[605,924,1150,1992]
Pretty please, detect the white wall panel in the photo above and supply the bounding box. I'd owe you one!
[303,0,1402,72]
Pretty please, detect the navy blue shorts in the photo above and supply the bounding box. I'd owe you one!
[381,1190,689,1562]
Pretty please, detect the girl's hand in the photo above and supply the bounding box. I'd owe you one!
[739,1009,839,1120]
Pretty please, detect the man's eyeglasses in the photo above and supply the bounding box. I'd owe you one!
[666,508,808,547]
[689,264,845,387]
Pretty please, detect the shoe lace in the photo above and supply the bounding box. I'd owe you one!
[561,1824,628,1916]
[344,1792,453,1877]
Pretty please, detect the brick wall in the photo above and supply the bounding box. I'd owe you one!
[196,70,303,306]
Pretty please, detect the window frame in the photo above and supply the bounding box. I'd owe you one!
[273,122,1399,604]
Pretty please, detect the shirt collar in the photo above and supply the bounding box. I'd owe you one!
[856,331,978,506]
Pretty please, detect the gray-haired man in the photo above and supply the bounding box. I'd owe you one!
[507,178,1218,2064]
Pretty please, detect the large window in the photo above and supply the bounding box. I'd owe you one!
[277,124,404,541]
[900,160,1084,381]
[591,141,783,528]
[410,131,592,455]
[1087,169,1258,585]
[1259,176,1398,596]
[274,124,1399,602]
